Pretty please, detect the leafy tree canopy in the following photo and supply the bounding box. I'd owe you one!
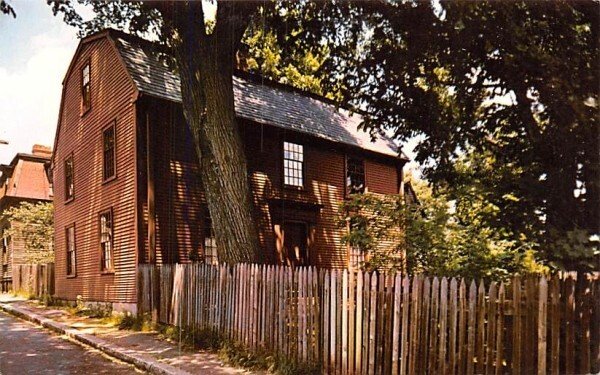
[257,1,599,270]
[3,1,597,270]
[2,202,54,264]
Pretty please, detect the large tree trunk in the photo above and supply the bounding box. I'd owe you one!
[166,1,263,264]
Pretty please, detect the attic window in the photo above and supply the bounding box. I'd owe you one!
[283,142,303,188]
[81,63,91,113]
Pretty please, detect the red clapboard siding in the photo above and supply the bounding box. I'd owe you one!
[54,35,404,306]
[53,37,138,304]
[137,108,401,270]
[366,159,400,195]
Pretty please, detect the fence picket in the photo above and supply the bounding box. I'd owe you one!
[537,277,548,375]
[449,278,458,375]
[466,281,477,375]
[342,269,349,374]
[400,276,410,375]
[368,272,377,375]
[486,282,497,375]
[458,279,467,375]
[565,276,576,374]
[428,277,440,375]
[391,274,402,375]
[476,281,486,375]
[355,270,364,374]
[495,283,505,375]
[133,264,599,375]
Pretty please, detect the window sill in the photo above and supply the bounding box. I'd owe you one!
[100,270,115,275]
[102,175,117,186]
[64,197,75,205]
[80,107,91,118]
[66,274,77,279]
[284,184,304,191]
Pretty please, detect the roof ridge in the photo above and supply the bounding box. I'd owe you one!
[103,28,405,159]
[102,29,358,114]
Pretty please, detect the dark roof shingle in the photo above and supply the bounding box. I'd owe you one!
[111,31,403,158]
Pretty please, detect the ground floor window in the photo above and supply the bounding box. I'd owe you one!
[1,233,9,276]
[349,246,365,269]
[66,225,76,276]
[99,209,113,272]
[203,213,218,265]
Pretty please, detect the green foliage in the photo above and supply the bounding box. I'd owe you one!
[340,193,405,272]
[241,4,341,101]
[154,323,318,374]
[2,202,54,264]
[117,313,154,332]
[545,229,600,272]
[341,181,550,280]
[271,1,599,271]
[219,340,319,375]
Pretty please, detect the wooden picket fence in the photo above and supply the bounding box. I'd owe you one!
[137,263,599,374]
[11,263,55,298]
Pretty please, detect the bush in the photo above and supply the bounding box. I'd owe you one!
[340,187,548,280]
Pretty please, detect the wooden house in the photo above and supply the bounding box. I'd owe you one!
[0,145,53,291]
[51,30,408,311]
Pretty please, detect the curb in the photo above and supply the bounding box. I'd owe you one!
[0,302,191,375]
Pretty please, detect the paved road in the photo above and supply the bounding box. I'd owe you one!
[0,311,140,375]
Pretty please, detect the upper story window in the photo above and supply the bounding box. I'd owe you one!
[283,141,304,188]
[81,63,91,113]
[99,209,114,272]
[64,155,74,202]
[102,124,116,181]
[346,156,365,194]
[66,225,76,277]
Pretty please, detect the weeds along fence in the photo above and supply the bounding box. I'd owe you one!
[137,263,599,374]
[11,263,55,298]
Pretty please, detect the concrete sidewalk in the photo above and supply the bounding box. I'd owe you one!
[0,294,255,375]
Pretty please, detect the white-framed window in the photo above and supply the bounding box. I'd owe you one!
[99,209,113,272]
[203,214,218,265]
[283,141,303,187]
[81,62,91,112]
[346,156,365,194]
[66,225,76,277]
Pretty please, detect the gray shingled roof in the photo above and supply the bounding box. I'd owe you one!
[111,31,402,158]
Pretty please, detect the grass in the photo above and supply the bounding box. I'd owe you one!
[120,319,318,374]
[115,313,155,331]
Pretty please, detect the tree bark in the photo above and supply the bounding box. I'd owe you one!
[165,1,263,264]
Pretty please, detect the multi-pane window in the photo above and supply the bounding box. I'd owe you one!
[81,63,91,112]
[100,210,113,272]
[66,225,76,277]
[203,213,218,265]
[346,156,365,194]
[64,156,74,201]
[102,124,116,181]
[283,142,304,187]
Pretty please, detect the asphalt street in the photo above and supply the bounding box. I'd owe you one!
[0,310,140,375]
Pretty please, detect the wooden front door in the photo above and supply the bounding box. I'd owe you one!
[283,221,308,266]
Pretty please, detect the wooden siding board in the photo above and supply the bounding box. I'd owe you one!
[55,34,404,306]
[53,38,138,303]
